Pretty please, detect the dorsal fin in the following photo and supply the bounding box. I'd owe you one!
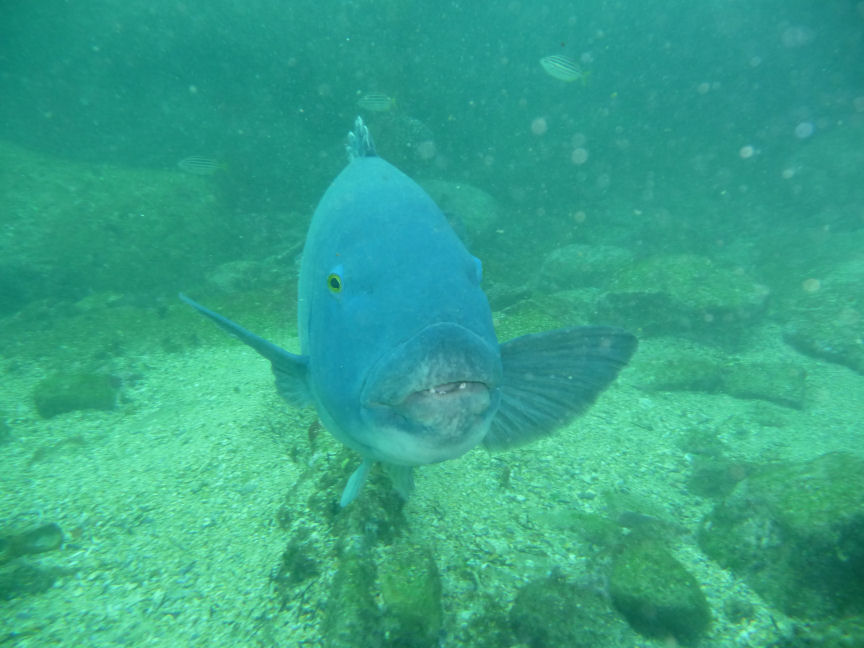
[346,116,377,160]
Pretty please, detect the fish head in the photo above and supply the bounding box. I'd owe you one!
[299,156,503,466]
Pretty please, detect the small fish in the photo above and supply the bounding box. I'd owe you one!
[182,117,636,506]
[540,55,584,82]
[357,92,396,112]
[177,156,224,176]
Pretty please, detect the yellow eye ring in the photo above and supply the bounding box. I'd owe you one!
[327,273,342,293]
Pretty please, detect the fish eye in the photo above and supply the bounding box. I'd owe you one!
[327,273,343,293]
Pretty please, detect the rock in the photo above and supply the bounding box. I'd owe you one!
[461,596,516,647]
[720,361,807,409]
[496,288,607,338]
[509,573,633,648]
[638,351,726,394]
[687,455,753,499]
[598,253,768,346]
[0,524,63,563]
[675,426,753,499]
[420,179,499,244]
[33,372,118,418]
[0,140,233,313]
[698,452,864,619]
[782,260,864,375]
[639,349,808,409]
[378,541,443,648]
[482,281,531,312]
[676,426,728,459]
[0,563,58,601]
[322,536,383,648]
[609,539,711,646]
[538,244,634,292]
[28,435,88,466]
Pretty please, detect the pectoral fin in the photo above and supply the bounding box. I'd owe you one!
[179,293,313,408]
[484,326,636,450]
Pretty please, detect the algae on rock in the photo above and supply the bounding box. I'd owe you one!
[322,535,383,648]
[33,372,118,418]
[609,539,711,646]
[378,540,443,648]
[510,573,634,648]
[598,253,767,346]
[698,452,864,619]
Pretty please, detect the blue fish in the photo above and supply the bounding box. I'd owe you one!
[181,117,636,506]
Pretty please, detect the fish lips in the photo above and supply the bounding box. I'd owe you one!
[361,323,502,461]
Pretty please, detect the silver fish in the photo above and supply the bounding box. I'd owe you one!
[357,93,396,112]
[177,156,223,176]
[540,55,583,82]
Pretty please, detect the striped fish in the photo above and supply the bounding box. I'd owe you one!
[357,93,396,112]
[177,156,223,176]
[540,55,583,82]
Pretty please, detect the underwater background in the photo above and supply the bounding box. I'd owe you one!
[2,0,863,646]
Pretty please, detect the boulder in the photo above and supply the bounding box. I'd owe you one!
[783,260,864,375]
[538,244,634,291]
[510,573,633,648]
[378,541,443,648]
[0,140,233,314]
[420,179,499,244]
[638,348,808,409]
[609,539,711,646]
[597,253,768,346]
[698,452,864,619]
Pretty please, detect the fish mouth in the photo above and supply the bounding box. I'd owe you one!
[378,379,492,427]
[416,380,483,398]
[361,323,502,463]
[402,378,492,413]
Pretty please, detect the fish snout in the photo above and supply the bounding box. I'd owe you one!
[394,379,492,432]
[361,323,502,463]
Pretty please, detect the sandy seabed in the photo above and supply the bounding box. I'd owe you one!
[1,325,862,647]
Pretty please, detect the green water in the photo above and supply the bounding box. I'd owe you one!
[1,1,863,646]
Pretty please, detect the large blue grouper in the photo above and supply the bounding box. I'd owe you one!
[181,117,636,506]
